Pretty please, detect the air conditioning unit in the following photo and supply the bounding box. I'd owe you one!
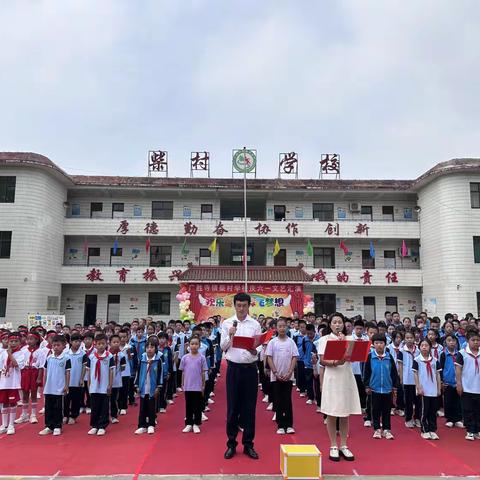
[349,202,361,212]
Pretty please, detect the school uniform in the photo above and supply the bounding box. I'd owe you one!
[157,346,173,410]
[129,335,147,405]
[265,336,299,430]
[20,345,43,392]
[398,345,422,422]
[200,337,215,409]
[85,351,115,429]
[43,352,71,430]
[0,348,25,405]
[387,344,405,411]
[364,349,398,431]
[351,333,368,410]
[136,352,163,428]
[118,344,131,411]
[110,349,127,420]
[301,336,318,402]
[440,349,462,424]
[295,334,306,393]
[173,332,187,387]
[455,346,480,434]
[313,338,323,408]
[180,353,208,426]
[412,355,441,433]
[65,347,85,420]
[81,346,95,409]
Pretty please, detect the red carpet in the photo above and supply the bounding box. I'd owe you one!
[1,367,479,477]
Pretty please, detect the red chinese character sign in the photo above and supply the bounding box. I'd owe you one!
[354,223,370,236]
[319,154,340,179]
[361,270,372,285]
[311,269,328,284]
[117,220,129,235]
[386,271,399,284]
[186,283,304,321]
[278,152,299,179]
[144,222,159,235]
[190,151,210,178]
[325,223,340,236]
[86,268,103,282]
[286,222,299,236]
[148,150,168,177]
[255,223,271,235]
[143,269,158,282]
[116,267,130,283]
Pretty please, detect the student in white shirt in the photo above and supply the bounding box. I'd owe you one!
[0,332,25,435]
[455,329,480,440]
[109,334,126,424]
[39,335,71,436]
[413,339,442,440]
[85,333,115,436]
[64,333,85,425]
[118,329,131,415]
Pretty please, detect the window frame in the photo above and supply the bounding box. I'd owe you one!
[0,176,16,203]
[474,237,480,263]
[312,203,334,221]
[152,201,174,220]
[148,292,171,316]
[0,289,6,317]
[274,205,286,221]
[0,231,12,259]
[274,248,287,266]
[150,245,172,267]
[362,249,375,269]
[471,183,480,209]
[313,247,335,268]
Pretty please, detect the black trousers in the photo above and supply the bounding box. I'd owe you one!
[65,387,82,419]
[128,376,136,405]
[404,384,422,421]
[110,387,120,419]
[372,392,392,430]
[185,391,203,426]
[421,396,438,433]
[83,380,91,408]
[204,370,216,408]
[45,394,63,430]
[138,394,156,428]
[395,384,405,410]
[90,393,109,429]
[296,361,306,392]
[166,373,175,400]
[444,385,462,423]
[364,391,372,421]
[304,368,315,401]
[118,376,129,410]
[157,383,167,410]
[273,381,293,429]
[176,369,183,389]
[462,392,480,434]
[226,361,258,449]
[354,374,366,410]
[258,360,269,396]
[313,375,321,407]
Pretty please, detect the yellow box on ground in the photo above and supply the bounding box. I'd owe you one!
[280,444,322,479]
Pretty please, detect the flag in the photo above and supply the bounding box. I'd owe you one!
[369,241,375,258]
[113,238,119,255]
[339,240,349,255]
[273,239,281,257]
[181,237,188,255]
[401,240,408,257]
[83,237,89,256]
[145,237,151,253]
[208,238,217,254]
[306,239,314,257]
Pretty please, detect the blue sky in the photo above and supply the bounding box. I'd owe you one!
[1,0,479,179]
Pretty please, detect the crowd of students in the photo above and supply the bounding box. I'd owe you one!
[0,309,479,451]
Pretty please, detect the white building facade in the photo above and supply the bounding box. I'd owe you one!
[1,152,479,327]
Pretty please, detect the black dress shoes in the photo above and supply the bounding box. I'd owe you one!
[243,447,259,460]
[224,447,236,459]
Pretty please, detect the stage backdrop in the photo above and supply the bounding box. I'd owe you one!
[187,283,304,320]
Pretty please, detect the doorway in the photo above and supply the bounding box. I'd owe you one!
[314,293,336,317]
[84,295,98,326]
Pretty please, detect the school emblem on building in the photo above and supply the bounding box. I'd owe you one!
[232,149,257,174]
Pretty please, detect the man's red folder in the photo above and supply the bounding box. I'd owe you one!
[232,330,274,350]
[323,340,371,362]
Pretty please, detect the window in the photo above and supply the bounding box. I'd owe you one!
[0,231,12,258]
[362,249,375,269]
[363,296,376,321]
[87,247,100,266]
[90,202,103,218]
[471,183,480,208]
[201,204,213,219]
[386,296,398,311]
[148,292,170,315]
[384,250,396,269]
[382,205,394,221]
[47,296,59,311]
[0,177,15,203]
[199,248,211,265]
[361,205,373,221]
[112,203,124,218]
[152,201,173,219]
[274,249,287,266]
[150,246,172,267]
[110,247,123,265]
[107,295,120,323]
[313,203,334,221]
[474,237,480,263]
[313,247,335,268]
[477,292,480,318]
[0,289,6,317]
[274,205,286,221]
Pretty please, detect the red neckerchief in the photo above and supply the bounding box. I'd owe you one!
[421,356,434,381]
[393,346,400,356]
[94,351,108,382]
[467,351,480,374]
[146,356,155,375]
[46,345,53,357]
[6,346,22,374]
[168,338,173,347]
[28,346,39,367]
[432,345,439,359]
[85,346,94,357]
[406,345,416,360]
[109,347,120,367]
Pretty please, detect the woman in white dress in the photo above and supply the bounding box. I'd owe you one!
[318,312,361,462]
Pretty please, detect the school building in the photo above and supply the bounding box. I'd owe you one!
[1,152,480,327]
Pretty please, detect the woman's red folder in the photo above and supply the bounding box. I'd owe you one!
[323,340,371,362]
[232,330,274,350]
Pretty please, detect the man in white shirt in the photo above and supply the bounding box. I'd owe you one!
[221,292,261,460]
